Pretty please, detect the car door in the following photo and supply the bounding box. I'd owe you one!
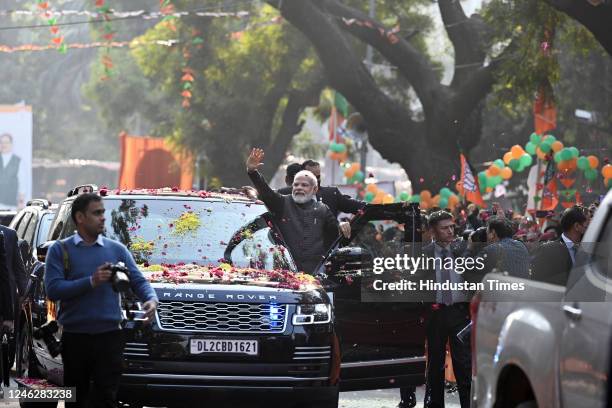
[559,199,612,408]
[322,203,427,389]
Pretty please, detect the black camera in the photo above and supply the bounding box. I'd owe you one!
[109,262,131,293]
[33,320,62,358]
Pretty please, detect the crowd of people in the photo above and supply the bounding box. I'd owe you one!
[246,147,599,408]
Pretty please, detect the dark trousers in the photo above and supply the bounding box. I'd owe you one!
[424,303,472,408]
[61,330,125,408]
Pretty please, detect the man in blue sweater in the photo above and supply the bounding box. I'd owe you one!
[45,193,158,408]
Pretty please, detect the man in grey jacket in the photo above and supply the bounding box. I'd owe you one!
[246,148,350,274]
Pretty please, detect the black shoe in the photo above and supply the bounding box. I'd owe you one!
[397,395,417,408]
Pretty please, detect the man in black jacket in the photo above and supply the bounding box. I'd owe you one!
[531,205,588,285]
[421,210,483,408]
[246,148,351,274]
[0,225,27,320]
[278,160,364,217]
[0,232,12,327]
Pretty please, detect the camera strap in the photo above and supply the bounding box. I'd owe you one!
[58,239,70,278]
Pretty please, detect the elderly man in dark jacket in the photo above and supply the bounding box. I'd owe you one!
[246,148,351,274]
[278,160,364,217]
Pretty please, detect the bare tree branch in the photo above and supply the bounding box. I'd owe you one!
[268,0,415,128]
[318,0,443,112]
[438,0,488,87]
[262,79,327,178]
[545,0,612,55]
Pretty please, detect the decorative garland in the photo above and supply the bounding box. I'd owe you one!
[141,263,321,291]
[0,39,178,53]
[36,0,67,53]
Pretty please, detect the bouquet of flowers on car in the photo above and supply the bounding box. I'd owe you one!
[140,262,321,291]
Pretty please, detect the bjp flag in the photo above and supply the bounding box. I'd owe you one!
[118,132,194,189]
[459,153,487,208]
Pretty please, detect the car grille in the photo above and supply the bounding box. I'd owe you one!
[123,342,150,359]
[156,301,288,333]
[293,346,332,361]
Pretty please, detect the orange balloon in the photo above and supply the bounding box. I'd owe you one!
[557,161,567,172]
[511,145,524,159]
[420,190,432,201]
[536,147,547,160]
[551,141,564,152]
[501,167,513,180]
[488,165,501,177]
[383,194,394,204]
[432,194,440,206]
[366,184,378,193]
[567,158,577,171]
[588,155,599,169]
[420,201,430,210]
[350,162,361,171]
[448,195,459,207]
[503,152,513,165]
[603,164,612,179]
[344,169,355,178]
[485,187,493,193]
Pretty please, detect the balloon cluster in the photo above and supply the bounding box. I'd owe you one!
[328,142,348,162]
[363,183,394,204]
[602,164,612,189]
[575,155,599,181]
[343,162,365,184]
[403,188,460,210]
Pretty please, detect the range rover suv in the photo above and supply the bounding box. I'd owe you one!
[15,185,427,407]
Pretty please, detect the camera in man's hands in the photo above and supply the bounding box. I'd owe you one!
[108,262,131,293]
[33,320,62,357]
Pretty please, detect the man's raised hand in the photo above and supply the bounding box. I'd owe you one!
[246,148,265,172]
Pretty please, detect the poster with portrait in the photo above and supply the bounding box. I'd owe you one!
[0,104,32,209]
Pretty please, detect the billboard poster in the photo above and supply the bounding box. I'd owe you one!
[0,104,32,209]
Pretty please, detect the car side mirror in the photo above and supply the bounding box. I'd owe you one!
[324,247,372,276]
[37,241,55,262]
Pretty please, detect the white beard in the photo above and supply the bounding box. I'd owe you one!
[292,192,313,204]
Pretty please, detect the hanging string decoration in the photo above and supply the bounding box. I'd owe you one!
[94,0,115,80]
[36,0,67,53]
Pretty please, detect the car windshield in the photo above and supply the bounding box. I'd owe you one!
[37,212,55,247]
[102,198,293,270]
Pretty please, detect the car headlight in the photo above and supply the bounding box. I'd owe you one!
[292,304,332,325]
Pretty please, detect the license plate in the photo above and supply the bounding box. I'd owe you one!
[190,339,259,356]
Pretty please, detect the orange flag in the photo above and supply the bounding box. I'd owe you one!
[534,88,556,135]
[460,153,487,208]
[118,132,194,190]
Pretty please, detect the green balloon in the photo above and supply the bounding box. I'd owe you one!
[561,148,573,161]
[517,163,526,172]
[540,142,552,153]
[577,156,589,170]
[554,152,562,163]
[353,170,365,182]
[584,167,598,181]
[606,178,612,190]
[439,197,449,208]
[494,159,505,169]
[478,171,487,185]
[543,134,556,144]
[519,154,532,167]
[337,143,347,153]
[399,191,410,201]
[529,133,541,145]
[489,175,503,187]
[364,192,375,202]
[525,142,537,155]
[440,187,452,198]
[509,159,521,171]
[569,147,579,158]
[409,194,421,203]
